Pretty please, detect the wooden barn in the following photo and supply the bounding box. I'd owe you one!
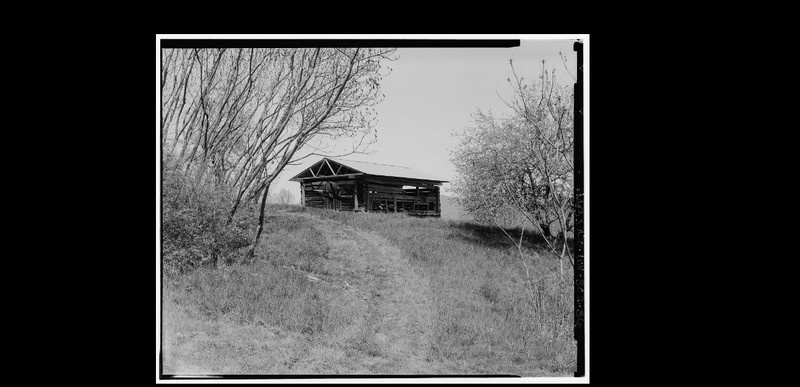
[289,158,448,217]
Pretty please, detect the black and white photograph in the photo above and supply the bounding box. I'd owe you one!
[156,34,588,383]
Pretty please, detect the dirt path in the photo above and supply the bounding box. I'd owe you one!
[289,212,437,374]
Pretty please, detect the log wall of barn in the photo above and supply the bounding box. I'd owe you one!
[301,176,441,217]
[301,180,361,211]
[364,179,440,216]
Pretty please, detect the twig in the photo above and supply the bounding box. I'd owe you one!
[558,51,576,82]
[494,219,535,303]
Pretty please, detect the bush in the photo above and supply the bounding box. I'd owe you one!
[161,166,256,275]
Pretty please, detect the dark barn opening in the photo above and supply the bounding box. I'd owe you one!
[289,158,448,217]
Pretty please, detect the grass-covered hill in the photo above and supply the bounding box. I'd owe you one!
[161,205,575,376]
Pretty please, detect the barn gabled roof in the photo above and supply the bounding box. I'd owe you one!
[289,157,448,183]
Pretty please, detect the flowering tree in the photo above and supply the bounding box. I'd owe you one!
[452,60,574,274]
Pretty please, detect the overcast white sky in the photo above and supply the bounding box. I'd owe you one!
[272,38,579,202]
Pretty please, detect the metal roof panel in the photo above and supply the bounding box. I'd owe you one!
[328,158,447,182]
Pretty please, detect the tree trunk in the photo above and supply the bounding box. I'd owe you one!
[539,222,551,240]
[248,182,271,258]
[227,196,242,225]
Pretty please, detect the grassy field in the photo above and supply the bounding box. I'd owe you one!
[161,205,576,376]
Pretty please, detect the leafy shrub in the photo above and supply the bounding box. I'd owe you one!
[161,165,255,275]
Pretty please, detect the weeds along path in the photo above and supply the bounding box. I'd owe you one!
[291,211,437,374]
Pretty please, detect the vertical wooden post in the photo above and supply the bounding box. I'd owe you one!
[354,181,359,211]
[384,198,388,213]
[322,181,327,210]
[365,182,370,212]
[301,183,306,206]
[435,186,440,216]
[393,196,397,213]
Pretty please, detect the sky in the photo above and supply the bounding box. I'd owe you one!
[271,38,579,202]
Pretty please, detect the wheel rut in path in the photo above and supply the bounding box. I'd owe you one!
[290,212,437,374]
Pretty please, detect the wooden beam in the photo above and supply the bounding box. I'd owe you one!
[296,173,365,182]
[393,196,397,213]
[315,161,325,177]
[325,159,336,176]
[301,183,306,206]
[435,186,440,216]
[309,167,316,177]
[335,163,343,176]
[354,181,359,211]
[369,193,432,201]
[363,176,445,188]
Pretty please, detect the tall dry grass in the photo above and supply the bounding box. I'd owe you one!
[164,211,355,337]
[310,209,576,374]
[162,203,575,375]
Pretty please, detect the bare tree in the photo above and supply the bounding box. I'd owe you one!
[451,60,574,275]
[162,47,397,258]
